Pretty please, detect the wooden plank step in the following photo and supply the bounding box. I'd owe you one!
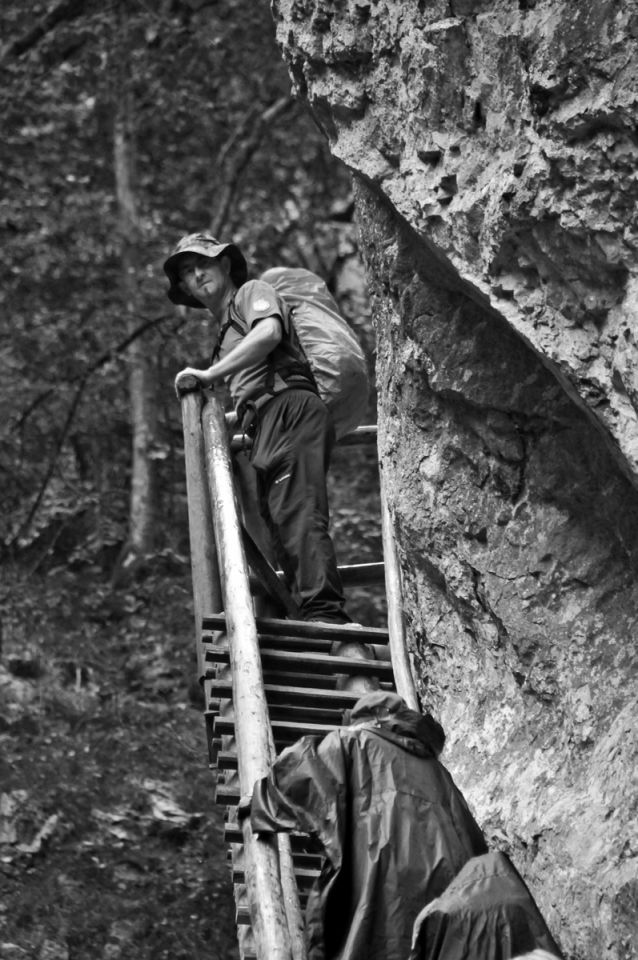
[210,697,350,723]
[210,681,362,710]
[204,634,391,664]
[216,750,238,771]
[227,847,322,873]
[289,851,322,870]
[261,639,391,663]
[337,561,385,586]
[202,614,389,644]
[204,632,390,657]
[249,561,385,595]
[230,423,377,454]
[261,702,347,724]
[335,424,377,446]
[237,927,257,960]
[206,647,393,678]
[225,821,299,846]
[261,670,339,689]
[259,635,390,658]
[214,718,339,749]
[215,701,346,728]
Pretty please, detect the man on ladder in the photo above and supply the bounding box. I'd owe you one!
[165,232,353,625]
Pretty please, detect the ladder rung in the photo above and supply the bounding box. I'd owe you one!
[216,750,238,770]
[202,614,389,644]
[338,561,385,586]
[250,561,385,595]
[265,702,347,724]
[224,822,314,848]
[214,717,339,746]
[260,648,392,677]
[262,670,339,689]
[216,783,242,805]
[335,424,378,446]
[245,700,347,727]
[209,684,352,726]
[210,681,362,710]
[229,847,322,873]
[290,851,322,869]
[230,423,377,454]
[258,636,391,659]
[206,646,393,677]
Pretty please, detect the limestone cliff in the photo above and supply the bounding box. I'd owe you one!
[269,2,638,958]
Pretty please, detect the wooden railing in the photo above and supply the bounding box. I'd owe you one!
[180,388,305,960]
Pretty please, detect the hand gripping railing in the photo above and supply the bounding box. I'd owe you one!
[180,388,306,960]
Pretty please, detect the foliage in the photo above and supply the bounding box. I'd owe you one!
[0,0,356,564]
[0,6,382,954]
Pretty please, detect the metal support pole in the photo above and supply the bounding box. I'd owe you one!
[380,464,420,711]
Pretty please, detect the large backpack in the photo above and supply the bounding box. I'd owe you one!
[260,267,369,439]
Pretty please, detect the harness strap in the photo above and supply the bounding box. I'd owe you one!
[237,381,317,436]
[211,297,244,364]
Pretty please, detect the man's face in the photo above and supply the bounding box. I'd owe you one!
[177,253,230,307]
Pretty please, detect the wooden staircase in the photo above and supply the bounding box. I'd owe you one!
[179,389,417,960]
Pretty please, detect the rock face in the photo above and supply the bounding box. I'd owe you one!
[269,2,638,958]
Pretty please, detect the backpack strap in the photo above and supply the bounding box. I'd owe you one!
[210,296,245,364]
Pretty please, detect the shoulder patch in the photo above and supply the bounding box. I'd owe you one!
[253,298,272,311]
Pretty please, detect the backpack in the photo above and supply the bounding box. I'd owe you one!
[260,267,370,439]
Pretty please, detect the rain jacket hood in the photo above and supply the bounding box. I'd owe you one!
[410,852,562,960]
[251,694,487,960]
[344,691,446,758]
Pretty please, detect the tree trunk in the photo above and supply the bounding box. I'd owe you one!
[112,6,159,581]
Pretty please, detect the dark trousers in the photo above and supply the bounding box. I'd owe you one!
[249,389,349,623]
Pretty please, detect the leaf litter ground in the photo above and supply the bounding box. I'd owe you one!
[0,565,239,960]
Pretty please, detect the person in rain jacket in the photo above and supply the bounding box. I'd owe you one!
[409,851,562,960]
[245,691,488,960]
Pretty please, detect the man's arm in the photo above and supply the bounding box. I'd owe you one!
[175,315,282,396]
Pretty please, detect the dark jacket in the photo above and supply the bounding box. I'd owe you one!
[250,692,488,960]
[409,851,562,960]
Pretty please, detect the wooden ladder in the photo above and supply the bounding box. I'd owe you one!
[180,389,418,960]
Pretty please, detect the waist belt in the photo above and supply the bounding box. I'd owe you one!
[237,379,318,436]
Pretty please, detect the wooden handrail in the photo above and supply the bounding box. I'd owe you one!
[200,391,305,960]
[182,386,418,959]
[180,390,223,683]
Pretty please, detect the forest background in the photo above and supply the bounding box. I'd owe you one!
[0,2,383,958]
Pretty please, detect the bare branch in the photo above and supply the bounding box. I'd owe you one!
[5,310,172,550]
[10,311,172,435]
[0,0,90,63]
[210,96,294,237]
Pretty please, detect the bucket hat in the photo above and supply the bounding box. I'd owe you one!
[163,232,248,308]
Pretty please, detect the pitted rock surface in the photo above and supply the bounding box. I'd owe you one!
[356,179,638,960]
[269,3,638,958]
[272,0,638,481]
